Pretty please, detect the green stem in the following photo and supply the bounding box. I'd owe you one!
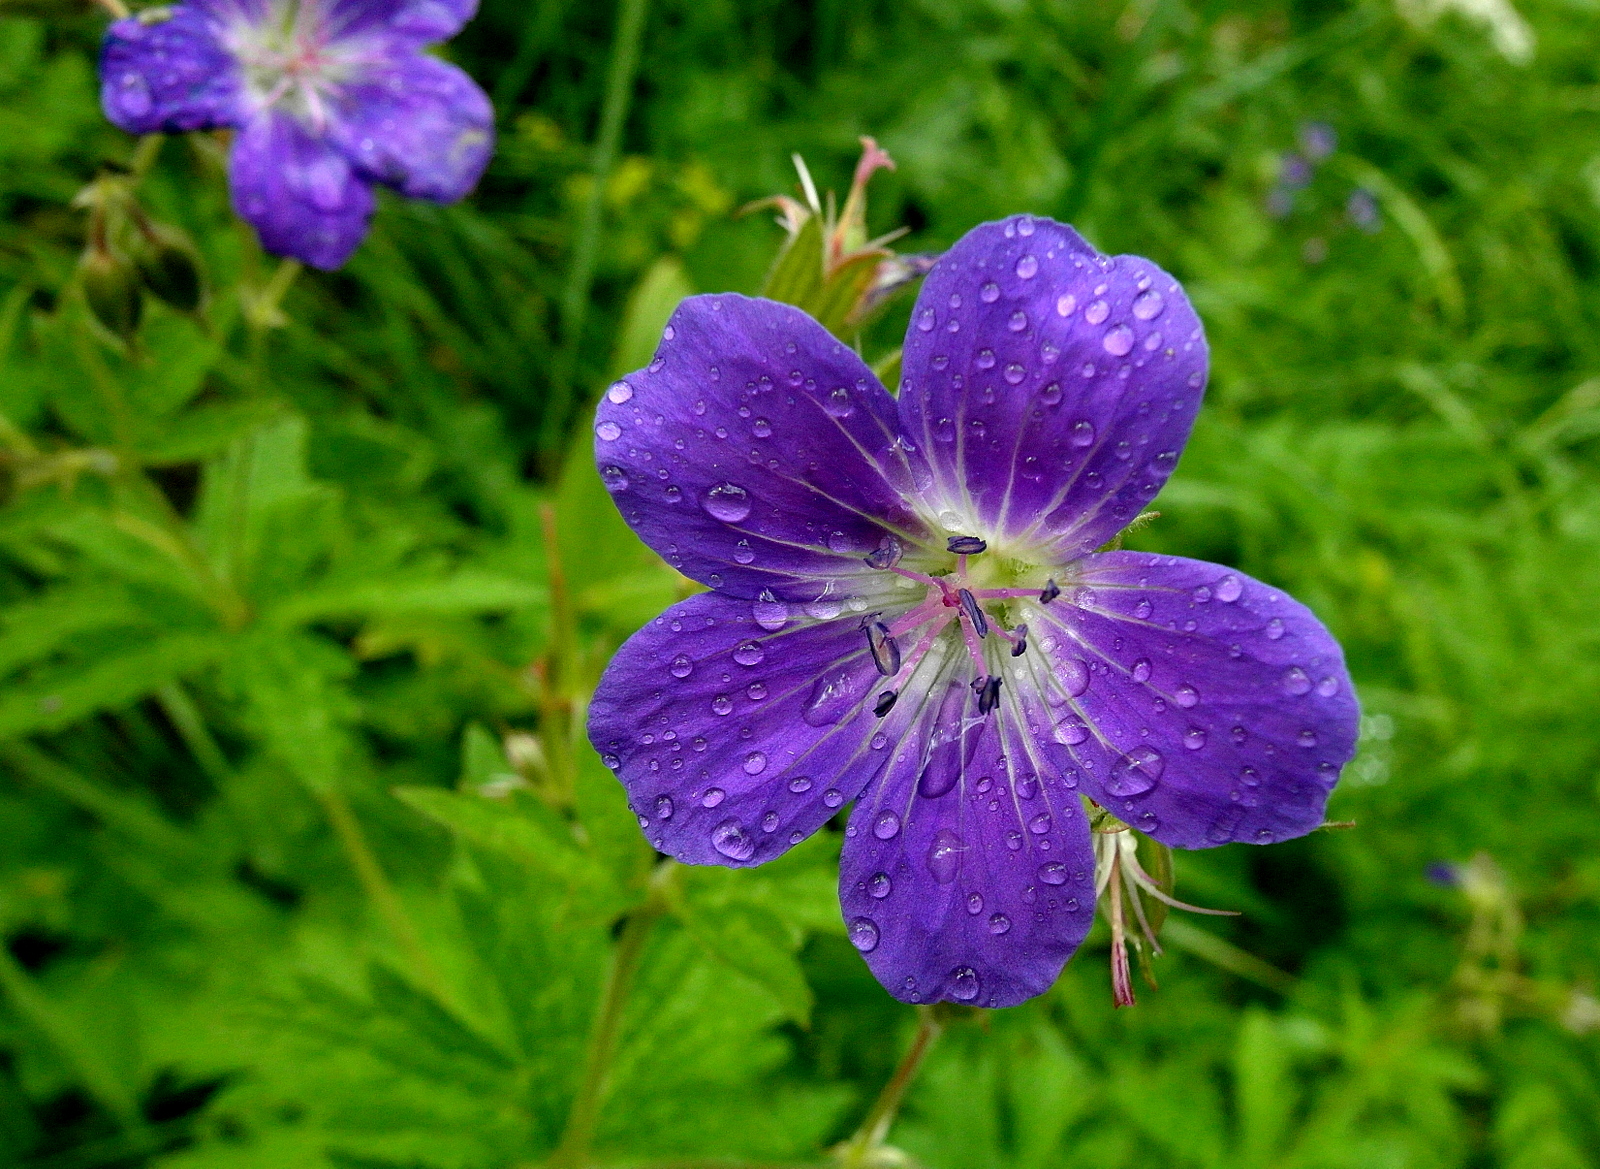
[837,1006,943,1166]
[316,788,453,1007]
[549,870,670,1168]
[157,681,233,786]
[539,0,651,466]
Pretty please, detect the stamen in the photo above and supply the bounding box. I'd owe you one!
[874,690,899,717]
[862,535,902,570]
[886,596,946,637]
[973,675,1003,715]
[957,588,989,637]
[1108,850,1136,1008]
[946,535,987,555]
[1039,578,1061,604]
[866,621,901,676]
[1009,623,1029,657]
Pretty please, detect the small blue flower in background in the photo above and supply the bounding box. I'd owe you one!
[588,216,1361,1008]
[1299,121,1337,161]
[100,0,494,269]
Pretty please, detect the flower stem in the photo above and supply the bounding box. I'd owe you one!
[837,1005,943,1166]
[539,0,651,468]
[549,880,668,1168]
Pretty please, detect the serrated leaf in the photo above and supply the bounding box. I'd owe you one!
[673,868,813,1026]
[759,214,825,310]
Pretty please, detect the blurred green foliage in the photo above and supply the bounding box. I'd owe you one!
[2,0,1600,1166]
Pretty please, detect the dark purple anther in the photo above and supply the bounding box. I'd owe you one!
[863,535,903,570]
[976,675,1003,715]
[867,621,901,676]
[874,690,899,717]
[947,535,987,555]
[1010,623,1029,657]
[1039,579,1061,604]
[957,588,989,636]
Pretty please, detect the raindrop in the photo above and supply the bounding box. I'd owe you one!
[1217,574,1243,603]
[1084,299,1110,325]
[655,795,674,820]
[733,640,765,666]
[980,281,1001,303]
[733,541,755,564]
[596,420,622,441]
[1298,729,1318,747]
[825,387,854,417]
[1015,255,1039,279]
[1004,363,1026,385]
[762,811,779,832]
[950,966,981,1001]
[1053,720,1089,746]
[670,654,693,678]
[1265,618,1285,641]
[917,308,936,332]
[1183,727,1207,750]
[1316,676,1339,697]
[1106,746,1163,796]
[1131,658,1153,683]
[606,381,634,404]
[702,787,725,808]
[1281,667,1312,696]
[1039,862,1068,886]
[802,668,863,727]
[1175,684,1199,708]
[1041,382,1062,406]
[743,751,767,775]
[976,348,996,370]
[662,324,676,340]
[788,776,813,793]
[702,482,751,523]
[1193,586,1212,603]
[1005,831,1023,852]
[988,913,1012,935]
[1134,599,1153,619]
[115,72,153,117]
[966,892,984,915]
[1058,657,1090,697]
[1102,325,1134,356]
[849,917,880,952]
[753,593,788,631]
[873,810,901,840]
[600,465,629,493]
[935,417,956,442]
[1132,290,1165,320]
[1056,293,1077,317]
[711,818,755,860]
[869,872,892,898]
[823,788,845,808]
[1028,812,1052,835]
[1016,775,1040,799]
[927,829,963,883]
[711,695,733,716]
[752,418,772,437]
[1008,310,1028,332]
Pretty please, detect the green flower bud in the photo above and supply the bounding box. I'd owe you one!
[136,224,205,312]
[78,247,143,341]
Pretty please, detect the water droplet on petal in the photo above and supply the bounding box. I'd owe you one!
[1003,363,1026,385]
[733,540,755,564]
[784,776,813,795]
[711,695,733,716]
[823,788,844,808]
[702,787,725,808]
[1183,727,1207,750]
[988,913,1012,935]
[1175,684,1199,708]
[927,829,963,883]
[1053,719,1089,745]
[1070,420,1095,447]
[1102,325,1134,356]
[950,966,981,1000]
[1265,618,1285,641]
[1056,293,1077,317]
[1133,599,1153,619]
[849,917,880,952]
[1039,862,1068,885]
[116,71,153,117]
[1041,382,1062,406]
[600,465,629,493]
[873,810,901,840]
[670,654,693,678]
[1131,658,1153,683]
[966,892,983,914]
[733,640,765,666]
[1316,675,1339,697]
[743,751,767,775]
[1015,255,1038,279]
[702,482,751,522]
[825,387,854,417]
[753,594,788,631]
[976,348,996,370]
[1028,812,1052,835]
[1281,667,1312,696]
[1298,729,1319,747]
[980,281,1001,303]
[712,818,755,860]
[1132,289,1165,320]
[1107,746,1163,796]
[1084,300,1110,325]
[596,420,622,441]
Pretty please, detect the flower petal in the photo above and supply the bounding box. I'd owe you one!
[897,216,1207,558]
[331,54,493,202]
[590,592,915,868]
[1014,551,1359,849]
[837,659,1097,1007]
[229,111,376,269]
[100,8,245,135]
[319,0,479,44]
[596,294,934,603]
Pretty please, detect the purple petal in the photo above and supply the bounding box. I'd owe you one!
[596,294,934,604]
[330,54,493,201]
[100,9,245,134]
[897,216,1207,558]
[590,592,914,868]
[319,0,479,44]
[1016,552,1358,849]
[229,111,376,270]
[838,676,1096,1007]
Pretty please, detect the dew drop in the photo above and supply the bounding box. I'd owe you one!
[1056,293,1077,317]
[1106,746,1163,796]
[1316,675,1339,697]
[788,776,813,794]
[1281,667,1312,696]
[873,810,901,840]
[733,540,755,564]
[1102,325,1134,356]
[1193,586,1212,603]
[1008,310,1028,332]
[988,913,1012,935]
[1084,299,1110,325]
[950,966,981,1001]
[966,892,983,915]
[869,872,892,899]
[1134,599,1153,619]
[711,695,733,716]
[1131,658,1153,683]
[753,594,788,631]
[596,420,622,441]
[979,281,1001,303]
[1132,289,1165,320]
[116,72,153,117]
[1174,684,1199,708]
[743,751,767,775]
[1183,727,1207,750]
[600,465,629,493]
[1265,617,1286,641]
[1005,831,1023,852]
[976,348,996,370]
[1041,382,1062,406]
[1053,719,1089,746]
[1057,656,1090,697]
[733,640,765,666]
[1298,729,1318,747]
[823,788,844,808]
[1216,574,1243,602]
[702,482,751,522]
[711,818,755,859]
[927,829,963,883]
[1039,862,1068,886]
[825,387,854,417]
[849,917,880,952]
[752,417,772,438]
[670,654,693,678]
[1015,255,1038,279]
[1028,812,1052,835]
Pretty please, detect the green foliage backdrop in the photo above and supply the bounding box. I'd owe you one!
[2,0,1599,1166]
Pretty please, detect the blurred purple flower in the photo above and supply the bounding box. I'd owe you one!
[1266,186,1295,219]
[99,0,493,269]
[1279,153,1313,190]
[1347,188,1382,232]
[588,216,1359,1008]
[1426,862,1460,887]
[1300,122,1337,162]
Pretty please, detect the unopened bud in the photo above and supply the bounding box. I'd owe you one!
[137,224,204,312]
[79,247,143,340]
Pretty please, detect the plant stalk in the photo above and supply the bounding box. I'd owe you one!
[837,1005,943,1166]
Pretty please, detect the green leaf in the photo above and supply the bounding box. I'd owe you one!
[759,214,825,311]
[673,867,813,1026]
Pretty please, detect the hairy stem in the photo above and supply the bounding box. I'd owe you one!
[837,1005,943,1166]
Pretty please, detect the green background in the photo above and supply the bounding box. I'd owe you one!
[2,0,1598,1165]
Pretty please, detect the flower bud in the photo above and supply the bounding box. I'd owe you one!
[78,246,143,341]
[136,224,205,312]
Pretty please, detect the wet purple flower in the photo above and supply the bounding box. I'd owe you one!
[99,0,493,269]
[588,215,1359,1008]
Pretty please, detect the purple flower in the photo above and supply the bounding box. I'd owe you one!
[99,0,493,269]
[588,216,1359,1008]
